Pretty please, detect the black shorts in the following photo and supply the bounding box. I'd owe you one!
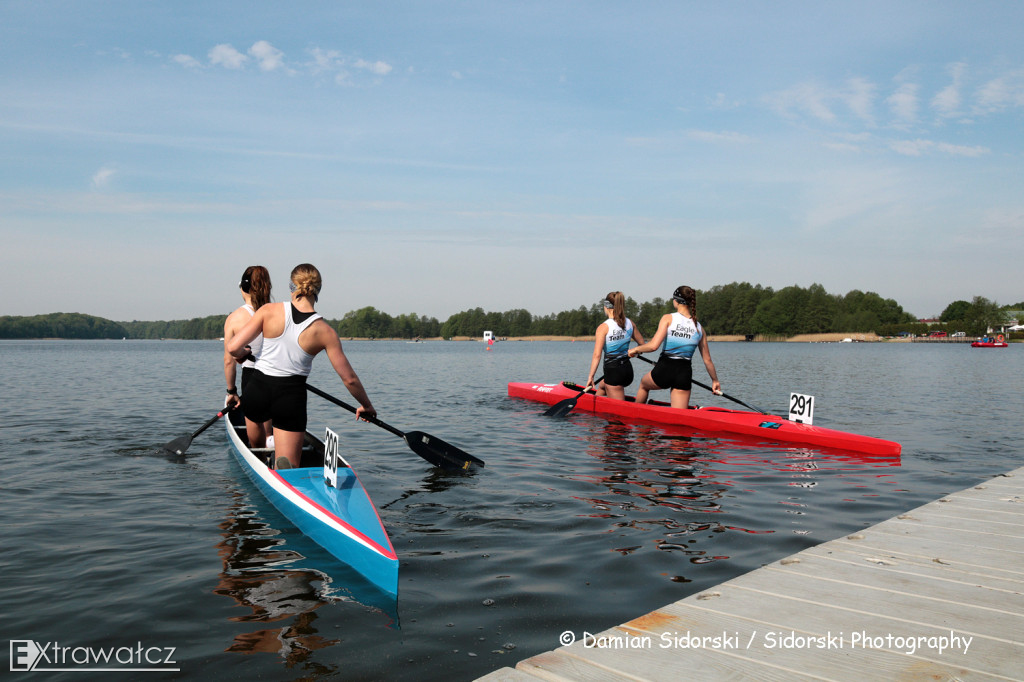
[240,366,257,394]
[242,371,308,432]
[603,356,634,387]
[650,356,693,391]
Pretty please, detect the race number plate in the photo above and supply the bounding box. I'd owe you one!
[324,427,339,488]
[788,393,815,425]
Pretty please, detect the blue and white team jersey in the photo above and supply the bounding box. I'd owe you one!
[661,313,702,360]
[603,318,634,359]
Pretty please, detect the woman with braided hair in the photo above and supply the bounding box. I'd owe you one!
[628,285,721,409]
[228,263,377,469]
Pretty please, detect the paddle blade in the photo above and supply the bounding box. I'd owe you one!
[161,404,235,456]
[161,435,192,456]
[404,431,484,471]
[542,396,579,418]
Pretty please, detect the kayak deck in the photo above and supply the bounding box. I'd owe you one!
[225,409,398,596]
[508,381,901,457]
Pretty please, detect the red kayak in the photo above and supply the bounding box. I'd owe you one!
[508,381,901,456]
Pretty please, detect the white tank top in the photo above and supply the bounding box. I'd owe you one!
[240,304,264,369]
[255,302,323,377]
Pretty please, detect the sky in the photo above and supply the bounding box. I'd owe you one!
[2,1,1022,322]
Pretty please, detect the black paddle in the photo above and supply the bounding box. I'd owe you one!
[306,384,484,470]
[542,375,604,418]
[162,403,236,455]
[634,355,768,414]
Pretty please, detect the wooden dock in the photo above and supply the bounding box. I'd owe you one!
[478,466,1024,681]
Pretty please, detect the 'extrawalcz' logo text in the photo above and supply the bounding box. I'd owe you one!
[10,640,179,672]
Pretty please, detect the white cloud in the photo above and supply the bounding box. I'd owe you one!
[886,82,918,124]
[209,44,248,69]
[686,130,753,144]
[172,54,202,69]
[974,68,1024,114]
[708,92,742,110]
[934,141,989,157]
[249,41,285,72]
[843,77,876,125]
[768,77,876,125]
[355,59,392,76]
[932,62,966,117]
[823,142,862,153]
[304,48,391,83]
[308,47,342,74]
[765,83,837,122]
[92,167,116,189]
[889,138,989,157]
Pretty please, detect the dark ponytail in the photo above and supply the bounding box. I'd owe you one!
[672,285,697,322]
[242,265,272,310]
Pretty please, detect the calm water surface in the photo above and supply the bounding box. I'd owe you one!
[1,339,1021,680]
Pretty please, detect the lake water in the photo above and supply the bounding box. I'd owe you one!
[2,339,1020,680]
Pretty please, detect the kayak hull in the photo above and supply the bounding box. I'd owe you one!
[225,410,398,596]
[508,381,901,456]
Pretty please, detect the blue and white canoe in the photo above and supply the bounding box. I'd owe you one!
[225,408,398,596]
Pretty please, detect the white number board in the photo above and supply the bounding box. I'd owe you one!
[788,393,815,425]
[324,427,339,488]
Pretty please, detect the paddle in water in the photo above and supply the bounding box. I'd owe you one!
[161,403,236,455]
[306,384,484,470]
[634,355,768,414]
[542,375,604,418]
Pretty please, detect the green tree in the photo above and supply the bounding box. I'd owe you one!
[965,296,1006,332]
[941,300,971,322]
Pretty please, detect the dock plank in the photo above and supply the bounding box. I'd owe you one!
[754,552,1024,614]
[864,519,1024,554]
[801,543,1024,592]
[820,535,1024,581]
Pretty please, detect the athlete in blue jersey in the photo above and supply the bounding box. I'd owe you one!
[628,285,721,409]
[584,291,645,400]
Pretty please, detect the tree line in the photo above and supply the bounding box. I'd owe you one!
[0,313,129,339]
[1,285,1019,340]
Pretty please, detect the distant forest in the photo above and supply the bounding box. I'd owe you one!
[1,283,1019,340]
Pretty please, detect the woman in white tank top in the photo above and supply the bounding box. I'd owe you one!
[228,263,377,469]
[223,265,273,447]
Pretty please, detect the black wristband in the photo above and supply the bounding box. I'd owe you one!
[227,387,238,395]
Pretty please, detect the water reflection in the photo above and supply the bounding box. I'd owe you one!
[214,489,398,663]
[567,417,901,581]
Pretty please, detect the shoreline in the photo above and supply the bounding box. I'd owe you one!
[6,333,1007,343]
[358,332,891,343]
